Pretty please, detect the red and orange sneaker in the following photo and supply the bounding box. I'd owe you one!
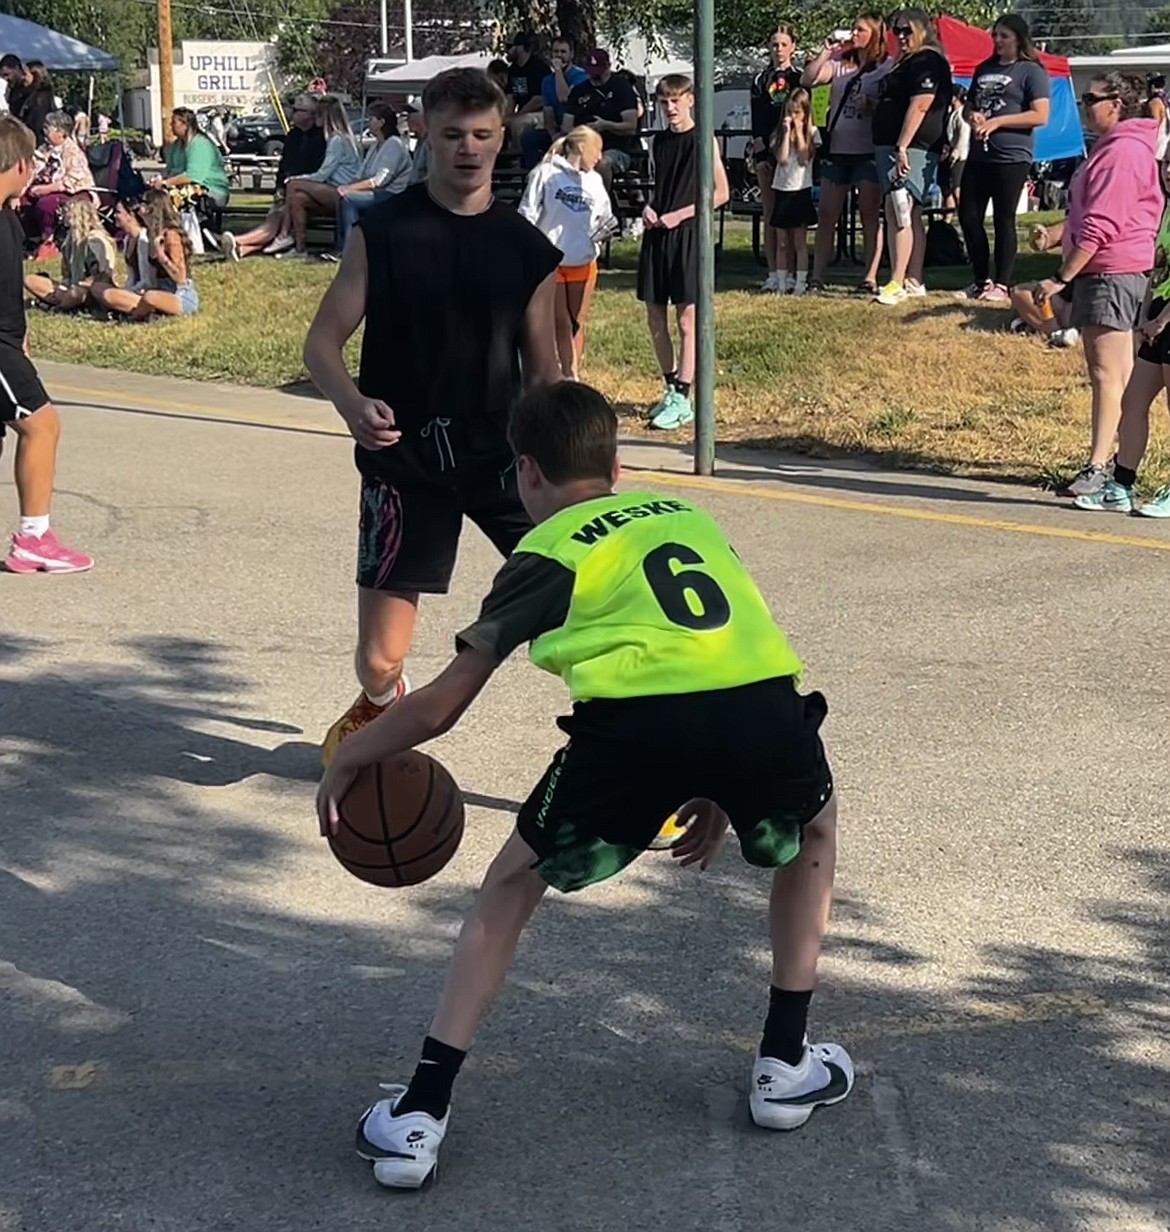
[321,677,409,768]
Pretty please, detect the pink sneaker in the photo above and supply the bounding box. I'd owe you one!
[5,530,94,574]
[978,283,1010,302]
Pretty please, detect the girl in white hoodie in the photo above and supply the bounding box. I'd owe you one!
[519,125,616,378]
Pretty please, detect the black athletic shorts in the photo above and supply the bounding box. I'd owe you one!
[517,676,834,893]
[356,466,532,593]
[0,344,49,437]
[1138,296,1170,366]
[636,222,697,306]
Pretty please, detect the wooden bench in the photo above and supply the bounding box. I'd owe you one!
[227,154,281,192]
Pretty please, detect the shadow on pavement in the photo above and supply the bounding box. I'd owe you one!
[1,634,1167,1231]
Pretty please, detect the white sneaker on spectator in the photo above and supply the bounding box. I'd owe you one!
[904,278,927,297]
[792,274,808,295]
[1009,317,1030,334]
[781,273,796,295]
[1049,327,1080,349]
[263,235,294,256]
[875,280,907,305]
[760,271,780,292]
[221,231,239,262]
[277,249,313,261]
[978,282,1009,302]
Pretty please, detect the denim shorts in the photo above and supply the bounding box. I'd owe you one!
[174,281,199,316]
[874,145,940,204]
[820,153,879,188]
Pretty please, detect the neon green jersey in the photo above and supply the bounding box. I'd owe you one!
[1153,204,1170,302]
[513,490,803,702]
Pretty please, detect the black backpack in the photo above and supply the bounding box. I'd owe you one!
[925,219,966,267]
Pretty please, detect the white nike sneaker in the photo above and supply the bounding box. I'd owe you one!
[354,1083,448,1189]
[749,1043,854,1131]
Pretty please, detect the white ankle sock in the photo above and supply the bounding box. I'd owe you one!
[366,682,400,707]
[20,515,49,538]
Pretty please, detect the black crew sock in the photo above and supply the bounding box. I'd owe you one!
[672,378,691,398]
[1114,462,1137,489]
[663,369,678,390]
[761,987,813,1066]
[393,1036,466,1120]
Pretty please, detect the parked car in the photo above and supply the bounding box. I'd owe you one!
[226,113,286,158]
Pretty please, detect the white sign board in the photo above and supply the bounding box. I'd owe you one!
[149,39,277,145]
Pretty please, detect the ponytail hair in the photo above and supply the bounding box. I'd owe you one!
[545,124,603,164]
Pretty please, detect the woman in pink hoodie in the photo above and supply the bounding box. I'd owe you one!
[1035,72,1162,498]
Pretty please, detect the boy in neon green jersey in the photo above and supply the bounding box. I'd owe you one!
[318,382,852,1190]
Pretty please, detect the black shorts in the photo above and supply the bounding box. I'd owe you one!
[1138,296,1170,366]
[517,676,833,893]
[637,222,697,306]
[356,467,532,593]
[770,187,817,230]
[0,345,49,437]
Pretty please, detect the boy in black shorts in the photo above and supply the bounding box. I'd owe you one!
[0,115,92,574]
[637,75,729,433]
[305,69,561,765]
[318,382,852,1189]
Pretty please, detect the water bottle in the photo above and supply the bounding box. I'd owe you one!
[890,185,912,228]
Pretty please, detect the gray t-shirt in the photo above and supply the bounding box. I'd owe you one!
[967,58,1050,164]
[826,59,893,157]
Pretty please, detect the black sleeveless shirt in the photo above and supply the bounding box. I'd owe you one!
[650,127,698,217]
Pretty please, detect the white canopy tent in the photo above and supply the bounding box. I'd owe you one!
[0,13,118,72]
[366,53,494,97]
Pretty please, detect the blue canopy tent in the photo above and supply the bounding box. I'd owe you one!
[938,16,1084,162]
[0,13,118,73]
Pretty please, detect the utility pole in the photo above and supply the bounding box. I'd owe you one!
[692,0,715,475]
[157,0,174,145]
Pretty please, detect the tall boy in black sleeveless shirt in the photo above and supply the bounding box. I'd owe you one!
[304,69,561,763]
[636,75,729,433]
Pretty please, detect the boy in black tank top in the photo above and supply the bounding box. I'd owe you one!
[304,69,561,765]
[636,75,730,432]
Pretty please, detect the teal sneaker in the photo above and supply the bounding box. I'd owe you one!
[1073,480,1134,514]
[1137,484,1170,518]
[646,388,673,422]
[650,389,694,431]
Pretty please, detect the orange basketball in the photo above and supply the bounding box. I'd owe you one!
[328,750,464,887]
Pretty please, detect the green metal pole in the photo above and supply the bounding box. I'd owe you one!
[693,0,716,476]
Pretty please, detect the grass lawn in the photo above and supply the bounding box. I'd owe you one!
[26,214,1170,490]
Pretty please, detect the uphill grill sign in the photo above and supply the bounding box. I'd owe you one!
[171,40,276,110]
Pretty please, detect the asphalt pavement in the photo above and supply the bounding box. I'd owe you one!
[1,361,1168,1232]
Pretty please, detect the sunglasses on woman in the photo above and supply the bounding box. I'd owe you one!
[893,25,914,37]
[1081,91,1119,106]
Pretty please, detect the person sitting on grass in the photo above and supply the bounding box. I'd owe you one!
[91,189,199,320]
[220,95,325,262]
[519,125,616,379]
[109,197,157,297]
[1006,220,1078,349]
[265,97,361,260]
[24,195,117,311]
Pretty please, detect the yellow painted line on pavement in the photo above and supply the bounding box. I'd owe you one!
[54,381,1170,552]
[44,990,1107,1093]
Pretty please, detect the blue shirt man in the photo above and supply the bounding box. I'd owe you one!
[521,36,588,168]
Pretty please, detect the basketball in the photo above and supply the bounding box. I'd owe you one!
[328,751,465,887]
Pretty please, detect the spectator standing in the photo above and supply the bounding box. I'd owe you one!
[220,95,325,261]
[638,74,730,431]
[0,56,31,121]
[871,8,952,305]
[72,106,90,147]
[519,126,616,378]
[1146,74,1169,158]
[803,14,891,295]
[504,33,552,147]
[770,88,819,294]
[943,85,970,208]
[958,15,1050,301]
[521,35,588,169]
[562,50,641,190]
[17,61,54,145]
[22,111,95,260]
[0,115,93,574]
[1033,74,1162,498]
[331,102,413,256]
[1073,154,1170,516]
[750,27,802,292]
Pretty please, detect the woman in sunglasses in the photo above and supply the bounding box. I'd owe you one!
[870,8,953,305]
[1034,73,1162,499]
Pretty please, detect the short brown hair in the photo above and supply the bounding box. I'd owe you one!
[422,67,508,121]
[1097,71,1146,120]
[509,382,617,484]
[656,73,693,99]
[0,114,35,173]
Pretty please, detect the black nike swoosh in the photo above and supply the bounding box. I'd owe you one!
[763,1061,850,1106]
[354,1111,416,1161]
